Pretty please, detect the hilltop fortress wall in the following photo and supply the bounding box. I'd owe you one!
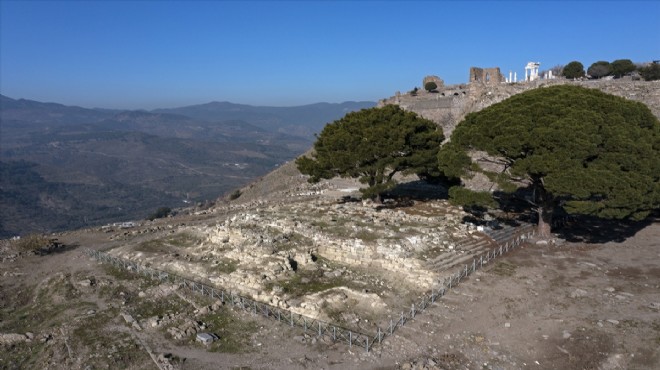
[380,77,660,139]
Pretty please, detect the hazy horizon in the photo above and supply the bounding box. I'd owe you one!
[1,92,376,111]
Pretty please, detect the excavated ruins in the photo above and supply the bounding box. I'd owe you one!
[106,167,508,334]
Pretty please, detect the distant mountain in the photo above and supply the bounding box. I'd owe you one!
[0,94,114,125]
[0,95,372,237]
[154,101,376,139]
[98,110,309,151]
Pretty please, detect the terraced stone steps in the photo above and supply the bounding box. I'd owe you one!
[426,236,494,273]
[426,223,530,275]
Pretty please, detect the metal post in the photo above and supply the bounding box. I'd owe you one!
[390,319,393,335]
[411,303,415,318]
[290,312,294,327]
[333,326,336,341]
[349,331,352,348]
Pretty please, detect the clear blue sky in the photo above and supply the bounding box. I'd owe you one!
[1,1,659,109]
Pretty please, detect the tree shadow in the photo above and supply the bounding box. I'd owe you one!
[457,189,535,229]
[383,180,449,201]
[551,214,656,244]
[489,188,656,243]
[372,180,449,211]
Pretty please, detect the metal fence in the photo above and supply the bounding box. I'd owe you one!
[86,249,376,351]
[374,224,536,343]
[86,223,535,352]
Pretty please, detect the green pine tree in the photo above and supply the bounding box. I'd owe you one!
[297,105,444,201]
[439,85,660,236]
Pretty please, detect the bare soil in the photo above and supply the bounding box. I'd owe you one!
[1,220,658,370]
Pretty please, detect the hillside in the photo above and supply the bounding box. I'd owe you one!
[154,101,376,139]
[0,96,373,237]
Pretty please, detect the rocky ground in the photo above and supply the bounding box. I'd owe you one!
[1,167,658,369]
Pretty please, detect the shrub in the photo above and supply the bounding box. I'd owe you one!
[639,63,660,81]
[12,234,56,254]
[610,59,636,78]
[424,81,438,92]
[587,61,612,79]
[448,186,497,209]
[229,189,242,200]
[147,207,171,221]
[562,61,585,79]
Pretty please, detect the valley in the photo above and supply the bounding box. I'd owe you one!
[0,95,374,237]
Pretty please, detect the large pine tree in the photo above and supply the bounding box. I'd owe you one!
[439,85,660,236]
[297,105,444,201]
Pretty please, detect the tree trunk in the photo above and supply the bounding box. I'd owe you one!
[536,206,552,238]
[532,179,553,238]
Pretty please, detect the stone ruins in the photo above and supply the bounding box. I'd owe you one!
[380,65,660,139]
[469,67,504,85]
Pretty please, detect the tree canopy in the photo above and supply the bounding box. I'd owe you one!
[424,81,438,92]
[297,105,444,200]
[562,61,585,79]
[587,61,612,78]
[610,59,636,78]
[438,85,660,235]
[639,63,660,81]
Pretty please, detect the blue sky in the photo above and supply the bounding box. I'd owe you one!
[1,1,659,109]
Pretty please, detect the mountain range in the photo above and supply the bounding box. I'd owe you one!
[0,95,375,237]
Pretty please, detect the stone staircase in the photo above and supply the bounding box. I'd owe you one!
[426,224,527,274]
[425,235,494,273]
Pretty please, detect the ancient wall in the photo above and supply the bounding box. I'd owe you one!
[469,67,505,85]
[317,235,436,288]
[380,79,660,139]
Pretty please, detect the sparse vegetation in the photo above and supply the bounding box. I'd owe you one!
[212,258,239,274]
[147,206,172,221]
[229,189,242,200]
[424,81,438,92]
[11,234,57,254]
[199,307,259,353]
[639,63,660,81]
[490,261,517,276]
